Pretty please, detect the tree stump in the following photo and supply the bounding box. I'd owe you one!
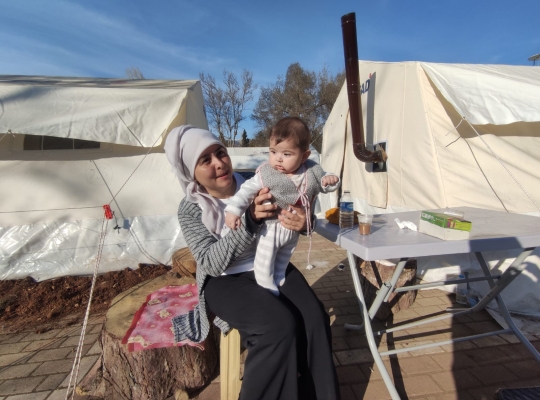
[172,247,197,279]
[77,268,218,399]
[359,259,418,320]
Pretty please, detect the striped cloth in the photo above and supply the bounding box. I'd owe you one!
[171,198,262,343]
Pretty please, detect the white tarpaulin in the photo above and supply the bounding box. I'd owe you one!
[0,76,207,147]
[318,61,540,330]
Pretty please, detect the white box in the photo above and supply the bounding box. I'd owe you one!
[418,219,470,241]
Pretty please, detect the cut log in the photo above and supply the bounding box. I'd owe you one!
[172,247,197,279]
[359,259,418,320]
[77,271,218,400]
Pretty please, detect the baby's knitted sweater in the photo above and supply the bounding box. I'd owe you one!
[226,159,337,218]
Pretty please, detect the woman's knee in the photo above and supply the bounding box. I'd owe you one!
[265,308,297,342]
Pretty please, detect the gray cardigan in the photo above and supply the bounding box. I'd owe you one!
[171,197,262,343]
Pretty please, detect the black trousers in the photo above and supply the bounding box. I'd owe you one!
[204,264,340,400]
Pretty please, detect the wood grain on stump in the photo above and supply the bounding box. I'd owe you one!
[77,251,218,400]
[359,259,418,320]
[172,247,197,279]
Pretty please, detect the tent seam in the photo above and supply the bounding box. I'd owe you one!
[418,63,449,207]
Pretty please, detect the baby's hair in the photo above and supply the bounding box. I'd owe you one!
[270,117,310,151]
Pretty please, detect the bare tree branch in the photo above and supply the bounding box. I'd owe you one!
[251,63,345,152]
[199,69,257,146]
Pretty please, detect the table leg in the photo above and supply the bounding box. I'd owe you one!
[347,251,401,400]
[474,249,540,363]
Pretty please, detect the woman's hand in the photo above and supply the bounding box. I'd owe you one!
[278,204,308,232]
[249,187,277,222]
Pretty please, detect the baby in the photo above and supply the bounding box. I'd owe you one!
[225,117,339,295]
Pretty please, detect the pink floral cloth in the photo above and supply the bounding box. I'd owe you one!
[122,283,203,352]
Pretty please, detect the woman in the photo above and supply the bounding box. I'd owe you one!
[164,125,340,400]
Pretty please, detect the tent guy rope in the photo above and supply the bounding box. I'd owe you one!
[64,206,110,400]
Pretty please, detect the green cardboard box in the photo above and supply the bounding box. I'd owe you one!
[418,211,472,240]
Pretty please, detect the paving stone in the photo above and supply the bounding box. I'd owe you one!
[59,333,99,348]
[397,355,442,375]
[334,348,374,365]
[0,362,40,379]
[439,340,478,352]
[401,374,442,396]
[332,337,349,351]
[352,380,395,400]
[497,333,522,344]
[28,347,73,363]
[469,334,510,348]
[430,351,478,370]
[415,296,452,307]
[503,359,540,380]
[465,347,510,365]
[336,365,366,384]
[0,376,44,395]
[35,373,69,392]
[418,289,447,298]
[413,305,446,317]
[469,364,518,386]
[4,392,50,400]
[88,323,104,335]
[0,352,32,368]
[465,320,502,334]
[85,341,101,356]
[392,309,421,321]
[21,339,58,353]
[0,342,31,356]
[0,333,29,345]
[498,342,539,361]
[430,369,482,391]
[466,383,506,400]
[31,359,74,376]
[427,391,475,400]
[21,329,63,342]
[46,388,72,400]
[359,359,398,381]
[59,355,99,387]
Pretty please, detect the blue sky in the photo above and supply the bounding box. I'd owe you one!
[1,0,539,136]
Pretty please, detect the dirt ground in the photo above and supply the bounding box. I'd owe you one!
[0,264,171,334]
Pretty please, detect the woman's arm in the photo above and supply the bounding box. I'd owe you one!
[179,200,261,277]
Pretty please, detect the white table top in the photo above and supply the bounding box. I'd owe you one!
[315,207,540,261]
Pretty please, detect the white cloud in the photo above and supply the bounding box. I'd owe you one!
[0,0,232,78]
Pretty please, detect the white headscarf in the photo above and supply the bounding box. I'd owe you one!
[164,125,226,237]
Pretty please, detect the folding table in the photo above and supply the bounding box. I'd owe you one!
[315,206,540,400]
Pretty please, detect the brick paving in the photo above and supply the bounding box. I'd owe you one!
[0,233,539,399]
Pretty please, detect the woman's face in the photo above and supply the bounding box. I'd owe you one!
[194,144,235,198]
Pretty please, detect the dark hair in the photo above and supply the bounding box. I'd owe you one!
[269,117,310,151]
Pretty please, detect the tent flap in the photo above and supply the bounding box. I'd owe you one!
[0,76,204,147]
[421,63,540,125]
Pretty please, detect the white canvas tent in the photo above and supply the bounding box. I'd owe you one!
[0,76,209,281]
[318,61,540,329]
[0,76,324,282]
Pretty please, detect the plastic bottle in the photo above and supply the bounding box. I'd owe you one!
[339,190,354,229]
[456,273,468,305]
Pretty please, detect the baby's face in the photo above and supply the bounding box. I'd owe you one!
[269,138,309,175]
